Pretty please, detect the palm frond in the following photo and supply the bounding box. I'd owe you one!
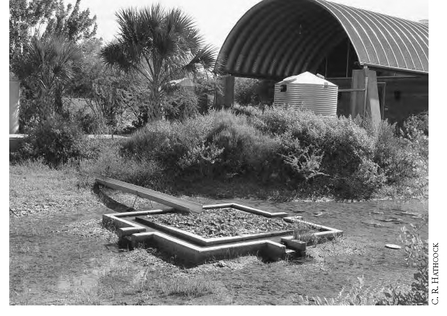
[100,41,134,72]
[182,44,217,73]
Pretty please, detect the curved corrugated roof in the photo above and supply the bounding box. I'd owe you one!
[215,0,428,79]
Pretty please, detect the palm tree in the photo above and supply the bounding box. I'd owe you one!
[13,35,80,122]
[100,4,216,122]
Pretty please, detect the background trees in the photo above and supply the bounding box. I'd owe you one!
[100,4,216,123]
[10,1,219,133]
[10,0,98,131]
[10,0,96,68]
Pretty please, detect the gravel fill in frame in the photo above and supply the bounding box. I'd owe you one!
[146,207,319,238]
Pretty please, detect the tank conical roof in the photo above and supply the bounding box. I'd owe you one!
[278,72,336,86]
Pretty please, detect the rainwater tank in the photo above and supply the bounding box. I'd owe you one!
[273,72,338,116]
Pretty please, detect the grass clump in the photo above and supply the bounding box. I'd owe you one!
[154,275,217,298]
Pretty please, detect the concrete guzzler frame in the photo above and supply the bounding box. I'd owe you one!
[98,177,343,265]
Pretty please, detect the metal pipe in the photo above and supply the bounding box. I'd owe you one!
[339,88,366,93]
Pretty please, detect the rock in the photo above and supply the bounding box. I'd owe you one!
[215,260,226,267]
[385,244,401,250]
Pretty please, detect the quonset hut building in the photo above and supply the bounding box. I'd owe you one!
[214,0,428,124]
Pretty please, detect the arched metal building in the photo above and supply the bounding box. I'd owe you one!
[215,0,428,123]
[216,0,428,79]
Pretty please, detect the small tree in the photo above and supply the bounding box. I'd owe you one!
[100,3,216,123]
[13,36,81,129]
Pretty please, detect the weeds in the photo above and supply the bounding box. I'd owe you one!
[154,275,217,298]
[298,276,389,305]
[377,216,429,305]
[299,213,428,305]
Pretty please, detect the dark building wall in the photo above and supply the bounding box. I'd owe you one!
[331,75,428,124]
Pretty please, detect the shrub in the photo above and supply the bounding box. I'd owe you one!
[399,112,428,139]
[163,88,199,121]
[120,110,279,182]
[71,110,108,134]
[373,121,423,185]
[206,111,269,176]
[399,113,429,163]
[253,107,379,198]
[231,104,263,117]
[234,77,262,106]
[78,141,165,190]
[17,116,85,167]
[251,107,299,135]
[120,113,216,176]
[113,107,427,199]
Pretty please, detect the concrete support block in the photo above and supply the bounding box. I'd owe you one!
[281,238,307,252]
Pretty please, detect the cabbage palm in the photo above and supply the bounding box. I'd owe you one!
[13,35,80,120]
[100,4,216,121]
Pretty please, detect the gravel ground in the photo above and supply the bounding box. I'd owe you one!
[147,207,317,238]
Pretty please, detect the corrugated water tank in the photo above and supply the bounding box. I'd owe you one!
[273,72,338,116]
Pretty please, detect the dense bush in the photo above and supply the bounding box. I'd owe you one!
[252,107,383,198]
[204,111,280,178]
[399,112,428,139]
[120,114,216,177]
[163,88,199,121]
[16,116,86,167]
[92,107,427,200]
[234,78,262,106]
[373,120,426,188]
[234,78,275,106]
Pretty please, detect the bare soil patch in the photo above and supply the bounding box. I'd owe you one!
[9,164,428,305]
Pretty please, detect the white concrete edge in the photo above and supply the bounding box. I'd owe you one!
[131,231,287,253]
[140,218,295,246]
[103,213,146,231]
[202,203,234,209]
[112,209,165,218]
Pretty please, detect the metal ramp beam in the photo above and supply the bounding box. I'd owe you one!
[96,177,203,213]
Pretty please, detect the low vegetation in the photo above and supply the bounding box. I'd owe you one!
[71,107,427,201]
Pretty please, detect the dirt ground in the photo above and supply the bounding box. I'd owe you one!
[9,165,428,305]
